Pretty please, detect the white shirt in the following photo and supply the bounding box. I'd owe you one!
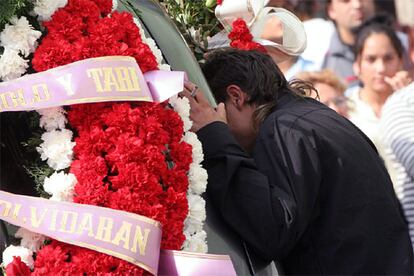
[347,88,382,144]
[300,18,334,71]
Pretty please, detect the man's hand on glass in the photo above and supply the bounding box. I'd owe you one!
[180,81,227,132]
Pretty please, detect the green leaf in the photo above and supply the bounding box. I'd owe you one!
[0,0,34,31]
[23,163,54,198]
[158,0,221,60]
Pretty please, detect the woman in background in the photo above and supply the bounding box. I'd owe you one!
[348,19,412,148]
[349,17,412,190]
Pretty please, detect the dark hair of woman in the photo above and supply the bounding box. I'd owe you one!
[353,14,404,59]
[202,48,316,128]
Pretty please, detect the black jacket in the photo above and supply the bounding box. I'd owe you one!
[197,93,413,274]
[204,192,279,275]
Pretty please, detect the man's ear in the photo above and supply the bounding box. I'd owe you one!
[226,85,248,110]
[353,60,360,76]
[327,3,336,21]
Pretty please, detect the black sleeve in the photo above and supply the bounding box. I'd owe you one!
[197,120,321,261]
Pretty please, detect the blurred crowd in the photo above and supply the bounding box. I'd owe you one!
[266,0,414,252]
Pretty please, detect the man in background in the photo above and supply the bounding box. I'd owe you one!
[298,0,412,87]
[322,0,375,85]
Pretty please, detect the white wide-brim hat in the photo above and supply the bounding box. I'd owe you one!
[210,0,307,57]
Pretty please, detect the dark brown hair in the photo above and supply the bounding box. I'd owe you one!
[202,48,315,127]
[354,14,404,59]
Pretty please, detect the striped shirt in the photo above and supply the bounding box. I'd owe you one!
[380,82,414,249]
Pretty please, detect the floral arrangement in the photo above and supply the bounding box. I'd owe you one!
[158,0,265,60]
[158,0,221,60]
[213,0,266,52]
[228,18,266,52]
[1,0,208,274]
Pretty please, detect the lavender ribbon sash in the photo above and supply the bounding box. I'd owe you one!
[0,56,185,112]
[0,191,162,274]
[159,250,237,276]
[0,191,237,275]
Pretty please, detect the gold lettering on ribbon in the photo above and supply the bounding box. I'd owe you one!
[49,209,59,231]
[0,93,10,110]
[57,74,74,96]
[59,211,78,234]
[11,203,22,220]
[128,67,141,91]
[30,207,48,228]
[31,84,50,103]
[87,68,104,93]
[130,226,151,256]
[95,217,114,242]
[10,89,27,107]
[76,213,94,237]
[112,221,132,250]
[0,200,12,217]
[0,90,27,111]
[103,67,120,92]
[114,67,133,91]
[87,66,141,93]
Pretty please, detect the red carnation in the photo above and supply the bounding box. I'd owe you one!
[64,0,101,24]
[32,38,82,72]
[5,257,31,276]
[44,10,85,42]
[91,0,113,16]
[32,0,193,273]
[228,19,266,52]
[169,141,193,171]
[158,105,184,143]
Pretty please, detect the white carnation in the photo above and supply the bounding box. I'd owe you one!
[43,172,77,202]
[2,245,34,269]
[183,131,204,164]
[145,38,163,65]
[38,107,67,131]
[185,194,206,236]
[169,95,190,118]
[188,163,208,195]
[182,230,208,253]
[169,95,192,132]
[187,194,206,222]
[0,48,29,81]
[15,228,46,252]
[159,63,171,71]
[133,18,145,40]
[184,216,204,236]
[0,16,42,57]
[33,0,68,22]
[36,129,75,170]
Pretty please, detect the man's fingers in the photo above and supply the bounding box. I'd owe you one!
[384,76,394,87]
[179,90,197,105]
[193,86,209,104]
[183,81,211,105]
[184,81,194,91]
[184,81,202,102]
